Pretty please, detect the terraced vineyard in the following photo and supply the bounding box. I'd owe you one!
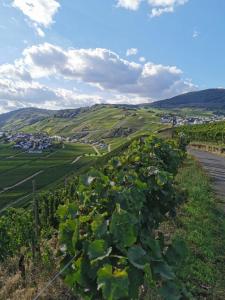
[0,105,165,149]
[0,143,96,211]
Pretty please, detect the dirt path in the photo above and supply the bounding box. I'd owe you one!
[71,156,82,165]
[188,147,225,202]
[0,170,43,195]
[92,145,100,156]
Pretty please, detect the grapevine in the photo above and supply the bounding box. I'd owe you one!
[57,136,189,299]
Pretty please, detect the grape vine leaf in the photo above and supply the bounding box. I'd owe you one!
[88,239,108,260]
[97,264,129,300]
[110,205,137,249]
[127,245,148,270]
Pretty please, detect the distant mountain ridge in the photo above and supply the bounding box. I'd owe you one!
[150,88,225,109]
[0,107,55,131]
[1,89,225,132]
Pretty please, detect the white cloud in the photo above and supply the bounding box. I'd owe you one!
[193,30,200,39]
[126,48,138,56]
[20,43,195,97]
[116,0,142,10]
[33,23,45,37]
[0,77,104,113]
[139,56,146,63]
[0,43,197,112]
[12,0,60,36]
[149,0,188,17]
[116,0,188,17]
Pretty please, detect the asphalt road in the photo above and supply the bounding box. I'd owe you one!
[188,147,225,201]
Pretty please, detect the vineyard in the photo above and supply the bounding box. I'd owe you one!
[176,121,225,144]
[0,143,96,211]
[0,135,191,299]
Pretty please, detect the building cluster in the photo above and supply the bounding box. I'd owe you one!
[88,140,108,150]
[160,114,225,126]
[67,136,108,150]
[0,131,108,153]
[3,132,53,153]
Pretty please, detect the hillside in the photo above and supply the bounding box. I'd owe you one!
[0,107,55,131]
[150,88,225,110]
[2,88,225,136]
[0,105,163,147]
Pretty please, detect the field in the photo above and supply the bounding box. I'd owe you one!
[0,142,96,211]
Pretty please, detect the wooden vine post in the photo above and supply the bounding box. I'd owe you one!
[32,179,40,259]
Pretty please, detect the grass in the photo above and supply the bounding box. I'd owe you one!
[169,158,225,299]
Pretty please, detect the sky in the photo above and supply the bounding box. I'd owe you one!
[0,0,224,113]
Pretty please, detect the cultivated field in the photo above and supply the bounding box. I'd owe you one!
[0,143,96,211]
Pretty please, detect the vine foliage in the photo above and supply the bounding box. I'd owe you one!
[58,136,190,299]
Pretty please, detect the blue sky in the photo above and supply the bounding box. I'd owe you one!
[0,0,224,112]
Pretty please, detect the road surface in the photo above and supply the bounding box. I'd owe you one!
[188,148,225,202]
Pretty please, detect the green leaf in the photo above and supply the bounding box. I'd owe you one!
[97,264,129,300]
[166,238,188,266]
[144,264,155,288]
[88,240,108,260]
[110,206,137,249]
[57,205,68,220]
[91,214,108,238]
[145,238,163,262]
[153,262,175,280]
[57,203,78,220]
[128,266,144,299]
[66,257,90,287]
[127,246,148,270]
[159,281,181,300]
[72,219,79,248]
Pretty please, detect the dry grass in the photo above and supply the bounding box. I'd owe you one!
[0,240,76,300]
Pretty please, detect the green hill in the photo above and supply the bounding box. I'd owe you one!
[0,105,164,148]
[150,88,225,110]
[0,107,55,131]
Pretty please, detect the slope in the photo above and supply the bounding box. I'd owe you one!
[150,88,225,110]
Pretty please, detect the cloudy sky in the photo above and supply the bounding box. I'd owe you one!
[0,0,223,113]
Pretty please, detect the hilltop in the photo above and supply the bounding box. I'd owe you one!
[150,88,225,110]
[0,107,55,130]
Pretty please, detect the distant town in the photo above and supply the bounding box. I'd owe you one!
[160,114,225,126]
[0,131,108,153]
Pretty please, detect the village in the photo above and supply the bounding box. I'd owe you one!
[160,113,225,126]
[0,131,108,153]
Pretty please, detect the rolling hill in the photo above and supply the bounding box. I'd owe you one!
[0,107,55,130]
[0,105,164,148]
[150,88,225,110]
[2,88,225,134]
